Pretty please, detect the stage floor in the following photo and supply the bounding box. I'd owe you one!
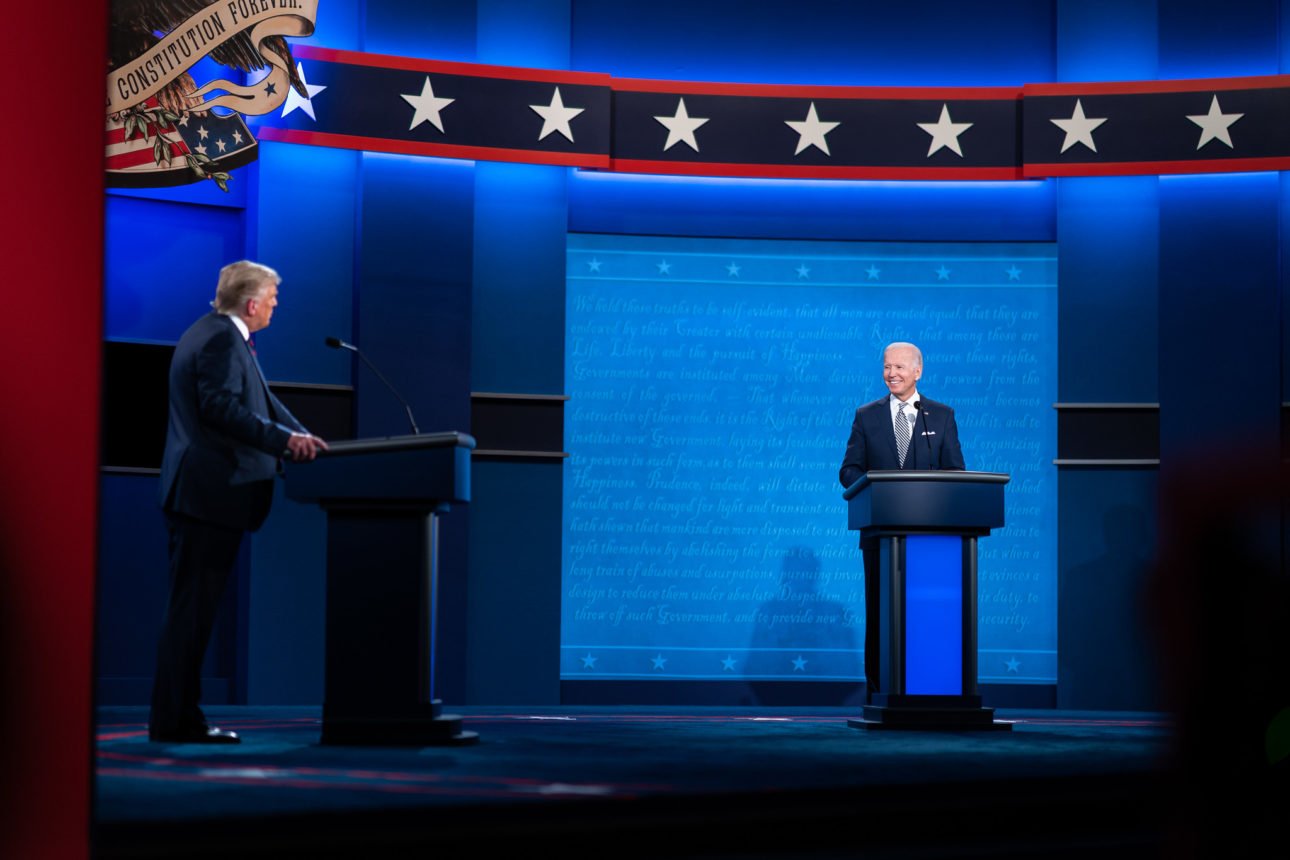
[95,705,1176,858]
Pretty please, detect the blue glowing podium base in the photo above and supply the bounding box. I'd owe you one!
[843,471,1013,731]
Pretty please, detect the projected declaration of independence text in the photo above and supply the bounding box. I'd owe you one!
[563,234,1057,683]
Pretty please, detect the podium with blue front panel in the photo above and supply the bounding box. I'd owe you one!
[844,470,1011,731]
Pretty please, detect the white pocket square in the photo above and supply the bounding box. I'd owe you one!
[921,431,936,436]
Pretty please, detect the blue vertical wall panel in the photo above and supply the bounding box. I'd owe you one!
[356,151,475,702]
[478,0,570,68]
[1057,468,1159,710]
[249,142,359,385]
[464,0,572,704]
[467,461,564,704]
[1055,177,1158,403]
[1159,171,1281,463]
[356,153,474,436]
[1056,0,1157,82]
[363,0,477,61]
[472,163,569,393]
[1051,0,1162,712]
[104,197,245,343]
[571,0,1053,85]
[1158,0,1280,79]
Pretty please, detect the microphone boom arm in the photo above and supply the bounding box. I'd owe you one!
[326,337,420,435]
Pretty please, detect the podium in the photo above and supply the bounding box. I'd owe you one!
[285,432,479,746]
[843,470,1011,731]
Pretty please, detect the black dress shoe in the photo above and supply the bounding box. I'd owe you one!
[150,727,241,744]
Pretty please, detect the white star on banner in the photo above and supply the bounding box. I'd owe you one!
[216,138,227,153]
[918,103,972,157]
[530,87,584,142]
[1051,99,1107,153]
[1187,95,1243,150]
[726,262,741,277]
[231,130,243,145]
[785,102,839,156]
[654,97,709,152]
[281,62,325,120]
[401,76,455,132]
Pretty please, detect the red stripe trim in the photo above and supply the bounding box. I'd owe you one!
[609,158,1023,181]
[104,123,178,146]
[1025,74,1290,97]
[613,77,1020,100]
[294,44,611,86]
[258,127,610,167]
[1024,155,1290,177]
[105,141,189,169]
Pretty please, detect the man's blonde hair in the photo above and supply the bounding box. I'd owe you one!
[212,260,279,313]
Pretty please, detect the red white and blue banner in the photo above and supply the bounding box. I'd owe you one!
[107,2,1290,188]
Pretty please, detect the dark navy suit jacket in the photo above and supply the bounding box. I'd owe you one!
[158,312,304,531]
[838,394,965,489]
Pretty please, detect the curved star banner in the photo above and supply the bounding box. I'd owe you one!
[1022,75,1290,177]
[255,45,1290,181]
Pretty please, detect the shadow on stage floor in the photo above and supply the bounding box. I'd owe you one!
[95,705,1181,858]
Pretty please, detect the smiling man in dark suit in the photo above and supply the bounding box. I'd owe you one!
[149,260,327,744]
[838,341,965,700]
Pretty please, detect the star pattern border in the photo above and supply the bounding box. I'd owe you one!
[257,46,1290,182]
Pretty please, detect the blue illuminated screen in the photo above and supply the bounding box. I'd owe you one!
[562,233,1057,684]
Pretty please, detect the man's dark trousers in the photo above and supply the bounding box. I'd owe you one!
[149,512,244,738]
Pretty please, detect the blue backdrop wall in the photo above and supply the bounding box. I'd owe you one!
[97,0,1288,712]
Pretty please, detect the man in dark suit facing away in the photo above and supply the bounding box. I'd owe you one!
[838,341,965,701]
[149,260,327,744]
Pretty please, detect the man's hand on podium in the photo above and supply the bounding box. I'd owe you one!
[286,433,329,461]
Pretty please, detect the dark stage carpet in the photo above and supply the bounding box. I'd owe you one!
[95,705,1182,858]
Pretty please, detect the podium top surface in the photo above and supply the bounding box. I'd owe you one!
[843,470,1010,501]
[320,431,476,457]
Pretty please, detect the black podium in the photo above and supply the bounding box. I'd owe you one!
[285,432,479,746]
[843,470,1011,731]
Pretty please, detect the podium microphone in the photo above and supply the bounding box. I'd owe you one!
[913,399,932,466]
[325,336,420,435]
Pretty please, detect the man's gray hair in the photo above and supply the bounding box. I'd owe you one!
[884,341,923,367]
[212,260,280,313]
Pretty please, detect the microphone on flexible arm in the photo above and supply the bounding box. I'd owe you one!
[913,399,933,467]
[324,336,420,435]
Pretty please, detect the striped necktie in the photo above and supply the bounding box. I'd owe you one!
[895,401,911,467]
